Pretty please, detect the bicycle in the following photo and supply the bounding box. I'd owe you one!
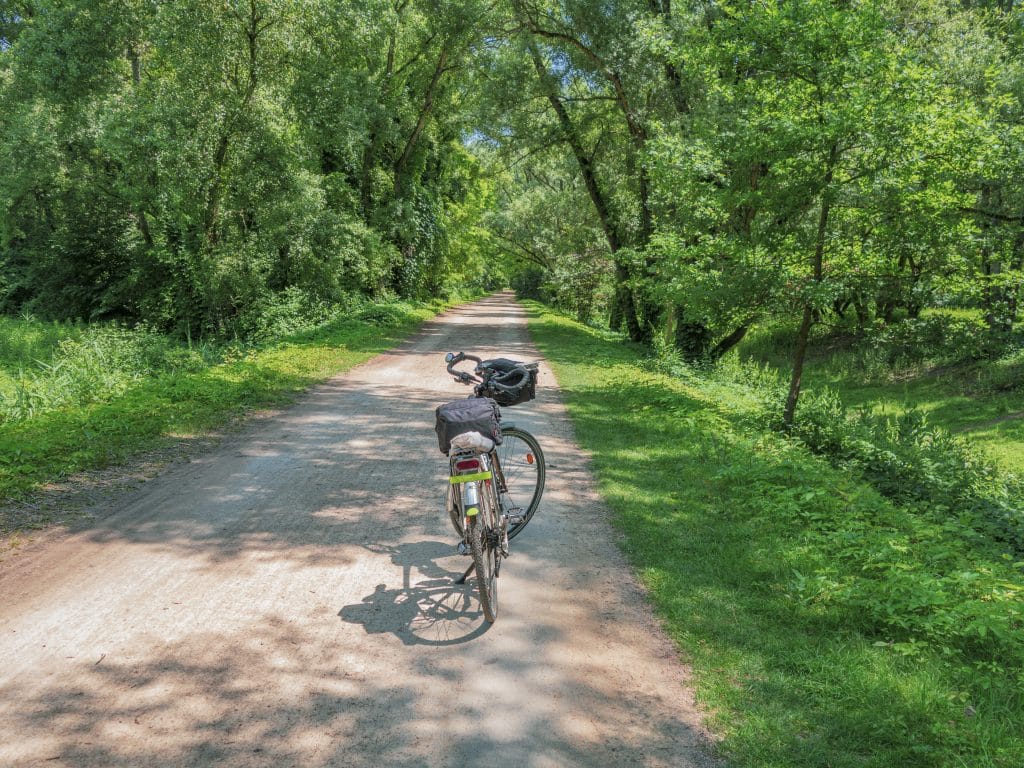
[435,352,546,623]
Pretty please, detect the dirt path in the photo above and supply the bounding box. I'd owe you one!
[0,294,719,768]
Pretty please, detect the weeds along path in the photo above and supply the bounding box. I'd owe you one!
[0,293,718,768]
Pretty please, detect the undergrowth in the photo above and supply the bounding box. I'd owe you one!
[0,296,461,511]
[0,325,215,422]
[527,302,1024,768]
[654,350,1024,555]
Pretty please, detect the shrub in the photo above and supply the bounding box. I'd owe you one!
[0,325,215,422]
[859,313,994,368]
[238,287,338,343]
[354,302,410,325]
[790,389,1024,552]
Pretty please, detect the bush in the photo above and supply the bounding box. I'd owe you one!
[238,287,339,343]
[0,315,84,367]
[0,325,215,422]
[354,302,409,325]
[790,389,1024,552]
[859,313,994,368]
[544,252,614,325]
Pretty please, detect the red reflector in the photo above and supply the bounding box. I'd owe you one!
[455,458,481,472]
[526,453,535,465]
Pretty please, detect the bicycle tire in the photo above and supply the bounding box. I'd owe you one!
[494,426,545,540]
[468,504,498,623]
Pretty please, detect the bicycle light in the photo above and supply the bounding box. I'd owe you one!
[455,458,481,472]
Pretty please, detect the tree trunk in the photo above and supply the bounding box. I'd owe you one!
[783,143,837,428]
[710,323,750,360]
[394,45,449,196]
[524,36,643,342]
[203,133,231,244]
[202,3,264,246]
[614,263,643,342]
[126,43,155,249]
[609,293,624,332]
[783,305,814,428]
[976,184,1015,340]
[359,129,378,219]
[1007,228,1024,327]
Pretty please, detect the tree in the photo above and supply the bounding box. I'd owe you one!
[644,0,983,422]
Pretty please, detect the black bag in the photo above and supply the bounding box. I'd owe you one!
[435,397,502,454]
[479,358,538,407]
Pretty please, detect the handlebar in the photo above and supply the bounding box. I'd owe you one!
[445,351,482,385]
[444,351,535,391]
[483,365,530,392]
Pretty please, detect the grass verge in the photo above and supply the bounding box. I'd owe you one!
[0,300,452,523]
[525,302,1024,768]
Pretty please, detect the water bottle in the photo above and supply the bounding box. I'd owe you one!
[464,481,479,517]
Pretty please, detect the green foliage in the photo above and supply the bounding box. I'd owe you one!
[861,313,1001,367]
[0,324,210,422]
[238,287,344,344]
[0,315,84,369]
[644,0,982,344]
[692,316,1024,552]
[791,392,1024,552]
[736,315,1024,472]
[528,302,1024,768]
[510,267,549,302]
[0,0,494,336]
[478,146,615,322]
[541,246,612,324]
[0,297,450,508]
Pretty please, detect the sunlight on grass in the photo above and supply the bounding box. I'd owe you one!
[734,320,1024,474]
[527,302,1024,768]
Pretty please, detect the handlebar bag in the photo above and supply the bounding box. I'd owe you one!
[435,397,503,454]
[480,358,538,407]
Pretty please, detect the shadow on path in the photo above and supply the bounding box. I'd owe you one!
[339,540,492,646]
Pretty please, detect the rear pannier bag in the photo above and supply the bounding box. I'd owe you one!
[435,397,502,454]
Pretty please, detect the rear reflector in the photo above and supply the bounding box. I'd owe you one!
[455,458,481,472]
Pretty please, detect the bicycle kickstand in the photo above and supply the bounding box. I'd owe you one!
[455,562,476,585]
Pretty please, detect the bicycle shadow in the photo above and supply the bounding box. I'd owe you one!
[338,540,491,646]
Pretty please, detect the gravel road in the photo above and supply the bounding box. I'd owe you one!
[0,293,719,768]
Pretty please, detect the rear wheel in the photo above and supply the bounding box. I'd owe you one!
[468,505,499,623]
[447,429,545,541]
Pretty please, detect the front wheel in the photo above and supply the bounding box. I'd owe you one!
[494,427,545,540]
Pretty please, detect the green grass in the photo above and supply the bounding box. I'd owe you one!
[0,315,84,364]
[525,303,1024,768]
[808,373,1024,473]
[0,316,85,398]
[0,300,453,517]
[734,320,1024,474]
